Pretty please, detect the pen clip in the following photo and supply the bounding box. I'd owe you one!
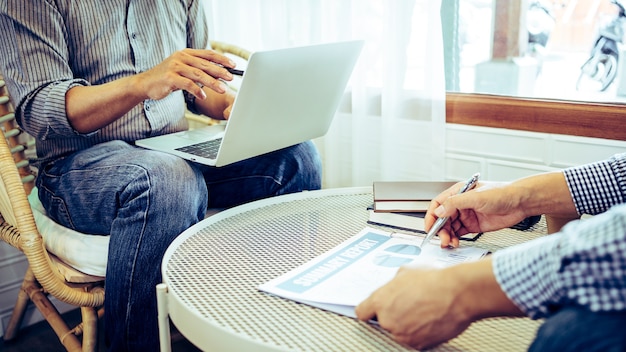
[459,173,480,194]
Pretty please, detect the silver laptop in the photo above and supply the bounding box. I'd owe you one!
[136,40,364,167]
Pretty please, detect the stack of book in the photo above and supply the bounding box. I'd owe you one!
[368,181,456,233]
[368,181,538,240]
[372,181,456,212]
[366,207,429,233]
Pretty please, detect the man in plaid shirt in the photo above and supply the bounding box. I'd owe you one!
[357,153,626,351]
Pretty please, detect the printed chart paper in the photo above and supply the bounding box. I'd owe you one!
[259,227,488,318]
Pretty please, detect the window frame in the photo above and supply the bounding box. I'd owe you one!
[446,92,626,141]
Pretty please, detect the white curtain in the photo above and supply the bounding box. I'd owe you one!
[205,0,445,188]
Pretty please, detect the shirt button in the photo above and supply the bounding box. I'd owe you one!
[145,104,150,111]
[131,33,137,39]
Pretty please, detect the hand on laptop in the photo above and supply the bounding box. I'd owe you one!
[138,48,237,120]
[140,48,237,101]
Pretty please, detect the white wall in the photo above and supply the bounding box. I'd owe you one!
[316,120,626,187]
[444,124,626,181]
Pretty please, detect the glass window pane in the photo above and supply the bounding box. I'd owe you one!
[446,0,626,104]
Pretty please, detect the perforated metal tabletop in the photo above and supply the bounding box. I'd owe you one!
[161,187,544,351]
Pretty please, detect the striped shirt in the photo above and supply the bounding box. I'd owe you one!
[494,153,626,318]
[0,0,209,166]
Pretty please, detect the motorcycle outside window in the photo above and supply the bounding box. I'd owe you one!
[576,0,626,92]
[447,0,626,104]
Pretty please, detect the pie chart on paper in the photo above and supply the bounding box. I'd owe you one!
[372,244,421,267]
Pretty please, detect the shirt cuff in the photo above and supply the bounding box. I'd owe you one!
[35,79,99,138]
[563,154,626,215]
[492,234,564,319]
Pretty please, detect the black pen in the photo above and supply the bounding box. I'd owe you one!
[225,67,245,76]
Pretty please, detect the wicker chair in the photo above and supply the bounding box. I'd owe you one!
[211,40,251,61]
[0,79,105,351]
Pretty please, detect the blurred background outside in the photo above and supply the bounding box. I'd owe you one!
[454,0,626,103]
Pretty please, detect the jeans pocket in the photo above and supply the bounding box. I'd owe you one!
[38,187,76,230]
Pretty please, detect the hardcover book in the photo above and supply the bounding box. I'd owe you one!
[367,205,482,241]
[367,207,427,233]
[372,181,457,212]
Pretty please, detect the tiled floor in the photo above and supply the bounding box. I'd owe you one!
[0,308,201,352]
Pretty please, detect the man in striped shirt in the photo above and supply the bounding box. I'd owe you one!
[357,153,626,351]
[0,1,321,351]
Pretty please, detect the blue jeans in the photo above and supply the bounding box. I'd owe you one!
[529,306,626,352]
[36,140,322,351]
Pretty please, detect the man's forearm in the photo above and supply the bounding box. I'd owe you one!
[65,76,146,133]
[510,171,578,219]
[453,258,524,320]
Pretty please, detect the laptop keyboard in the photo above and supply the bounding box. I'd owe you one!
[175,138,222,159]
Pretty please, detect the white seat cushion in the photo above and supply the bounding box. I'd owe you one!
[28,188,109,277]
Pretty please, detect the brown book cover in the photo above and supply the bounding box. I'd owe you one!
[373,181,457,212]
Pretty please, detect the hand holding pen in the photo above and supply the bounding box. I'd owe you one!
[420,173,480,249]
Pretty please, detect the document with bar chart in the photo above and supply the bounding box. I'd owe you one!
[259,227,488,319]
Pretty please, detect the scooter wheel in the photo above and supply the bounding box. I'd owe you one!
[599,53,619,91]
[576,53,618,92]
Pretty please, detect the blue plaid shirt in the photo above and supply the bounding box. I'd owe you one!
[493,153,626,319]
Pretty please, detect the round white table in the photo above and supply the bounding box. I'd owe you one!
[158,187,544,351]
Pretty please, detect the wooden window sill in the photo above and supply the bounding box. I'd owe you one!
[446,93,626,141]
